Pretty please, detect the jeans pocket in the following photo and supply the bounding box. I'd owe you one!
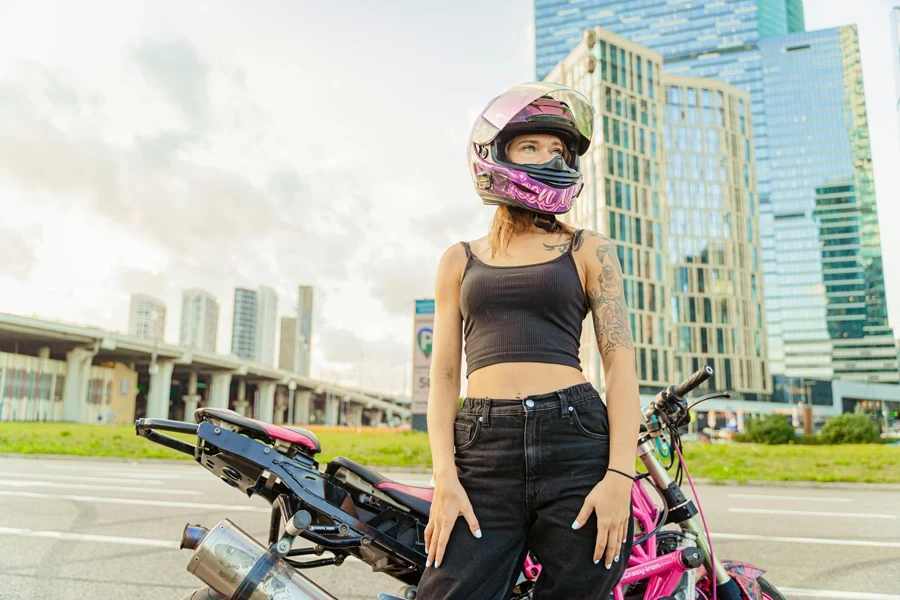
[454,415,481,452]
[571,397,610,440]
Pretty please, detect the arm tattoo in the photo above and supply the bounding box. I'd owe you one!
[543,231,584,254]
[588,239,634,354]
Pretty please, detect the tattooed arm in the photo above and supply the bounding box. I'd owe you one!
[584,232,640,477]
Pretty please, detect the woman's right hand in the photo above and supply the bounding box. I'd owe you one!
[424,474,482,568]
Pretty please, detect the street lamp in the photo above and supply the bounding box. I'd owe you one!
[287,380,297,424]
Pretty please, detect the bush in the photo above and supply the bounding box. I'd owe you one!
[794,434,823,445]
[740,414,796,445]
[821,413,880,444]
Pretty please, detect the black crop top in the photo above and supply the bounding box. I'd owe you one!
[458,231,589,376]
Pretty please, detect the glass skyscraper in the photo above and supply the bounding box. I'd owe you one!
[893,6,900,148]
[758,26,897,383]
[536,1,898,386]
[231,288,258,360]
[545,29,671,397]
[662,74,770,397]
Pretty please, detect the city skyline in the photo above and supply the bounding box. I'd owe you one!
[1,0,898,395]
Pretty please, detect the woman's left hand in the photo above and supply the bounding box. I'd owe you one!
[572,473,633,568]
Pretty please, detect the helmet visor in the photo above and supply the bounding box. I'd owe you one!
[472,82,593,147]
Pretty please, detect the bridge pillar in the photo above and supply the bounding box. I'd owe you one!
[350,403,364,427]
[235,379,249,416]
[147,359,175,419]
[62,347,94,422]
[293,391,311,425]
[324,395,340,426]
[183,371,201,418]
[208,373,232,409]
[257,381,276,423]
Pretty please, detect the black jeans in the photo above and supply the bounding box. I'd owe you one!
[417,382,634,600]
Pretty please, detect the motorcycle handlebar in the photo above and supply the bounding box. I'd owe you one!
[672,365,713,398]
[135,418,199,456]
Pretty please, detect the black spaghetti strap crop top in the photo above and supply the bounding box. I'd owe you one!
[458,231,590,377]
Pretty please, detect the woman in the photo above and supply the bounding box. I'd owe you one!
[416,82,641,600]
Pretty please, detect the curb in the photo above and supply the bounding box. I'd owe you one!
[689,477,900,491]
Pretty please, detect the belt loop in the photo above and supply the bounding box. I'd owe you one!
[481,398,492,427]
[559,389,570,419]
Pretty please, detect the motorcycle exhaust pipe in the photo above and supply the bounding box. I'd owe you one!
[184,519,338,600]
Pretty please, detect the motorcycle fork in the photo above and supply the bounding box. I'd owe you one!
[636,440,732,589]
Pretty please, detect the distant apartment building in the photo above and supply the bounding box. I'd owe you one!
[892,7,900,147]
[296,286,313,377]
[179,289,219,352]
[231,288,257,360]
[279,316,297,371]
[229,285,278,365]
[128,294,166,342]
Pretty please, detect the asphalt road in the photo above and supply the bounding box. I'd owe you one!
[0,456,898,600]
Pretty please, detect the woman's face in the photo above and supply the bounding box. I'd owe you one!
[505,133,567,166]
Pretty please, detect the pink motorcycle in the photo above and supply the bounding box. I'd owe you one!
[136,366,784,599]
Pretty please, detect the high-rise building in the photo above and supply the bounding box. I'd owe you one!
[535,0,804,80]
[279,317,297,371]
[229,285,278,364]
[662,74,770,396]
[255,285,278,367]
[179,289,219,352]
[128,294,166,342]
[231,288,257,360]
[296,286,313,377]
[759,26,898,383]
[545,29,673,396]
[892,6,900,146]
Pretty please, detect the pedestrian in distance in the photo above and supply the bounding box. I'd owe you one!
[416,82,641,600]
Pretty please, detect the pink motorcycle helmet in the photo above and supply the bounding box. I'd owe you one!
[468,82,594,215]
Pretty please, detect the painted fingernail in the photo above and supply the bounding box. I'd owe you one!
[571,520,580,530]
[614,555,620,563]
[475,529,482,539]
[593,559,599,564]
[435,560,441,568]
[426,560,431,568]
[605,563,612,570]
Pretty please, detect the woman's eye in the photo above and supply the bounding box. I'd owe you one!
[551,148,563,155]
[522,145,536,152]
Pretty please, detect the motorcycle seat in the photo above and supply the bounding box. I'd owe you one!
[195,407,322,455]
[328,456,433,518]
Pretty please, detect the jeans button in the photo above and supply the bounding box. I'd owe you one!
[525,399,535,408]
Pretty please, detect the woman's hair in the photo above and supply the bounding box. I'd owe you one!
[488,205,575,257]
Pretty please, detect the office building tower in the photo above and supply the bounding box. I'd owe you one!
[535,0,805,80]
[231,288,257,360]
[758,26,897,383]
[296,286,313,377]
[545,29,673,395]
[255,285,278,367]
[128,294,166,342]
[662,74,770,396]
[179,289,219,352]
[279,317,297,371]
[893,6,900,147]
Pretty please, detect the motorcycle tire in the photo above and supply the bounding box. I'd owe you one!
[179,587,225,600]
[758,576,787,600]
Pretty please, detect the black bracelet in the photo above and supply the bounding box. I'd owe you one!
[606,468,635,482]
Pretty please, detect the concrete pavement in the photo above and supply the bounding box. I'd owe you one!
[0,456,898,599]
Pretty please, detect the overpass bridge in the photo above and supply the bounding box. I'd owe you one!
[0,313,410,426]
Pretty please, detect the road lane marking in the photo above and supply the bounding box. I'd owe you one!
[728,508,897,519]
[0,480,200,495]
[0,490,270,512]
[782,588,900,600]
[727,493,852,503]
[38,465,194,478]
[0,471,166,485]
[712,532,900,548]
[0,526,179,548]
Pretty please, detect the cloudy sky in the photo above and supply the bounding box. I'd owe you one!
[1,0,898,394]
